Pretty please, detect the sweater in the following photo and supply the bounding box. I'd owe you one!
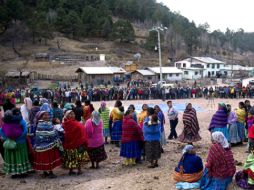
[85,118,104,148]
[143,117,161,142]
[99,107,110,129]
[121,115,142,143]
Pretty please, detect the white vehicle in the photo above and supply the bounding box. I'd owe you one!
[152,81,175,88]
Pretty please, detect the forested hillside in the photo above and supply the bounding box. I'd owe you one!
[1,0,254,63]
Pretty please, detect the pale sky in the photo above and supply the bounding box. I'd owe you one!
[159,0,254,33]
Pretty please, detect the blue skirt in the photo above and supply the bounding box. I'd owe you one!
[103,128,110,137]
[200,168,233,190]
[120,141,141,159]
[237,121,246,141]
[111,120,122,141]
[228,123,241,144]
[211,127,229,141]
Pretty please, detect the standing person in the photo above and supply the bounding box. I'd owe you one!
[128,104,138,123]
[227,104,241,145]
[236,102,247,143]
[82,100,94,123]
[98,101,110,144]
[62,110,89,175]
[138,104,148,128]
[33,111,62,178]
[167,100,179,140]
[154,105,166,153]
[200,132,236,190]
[120,110,142,166]
[73,100,83,122]
[85,111,107,169]
[0,109,32,178]
[110,100,124,147]
[179,103,201,144]
[143,108,161,168]
[20,97,32,126]
[208,103,229,141]
[40,103,53,121]
[29,100,40,145]
[52,101,63,122]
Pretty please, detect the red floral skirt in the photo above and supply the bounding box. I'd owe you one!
[33,148,62,171]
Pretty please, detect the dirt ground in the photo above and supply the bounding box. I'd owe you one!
[0,98,248,190]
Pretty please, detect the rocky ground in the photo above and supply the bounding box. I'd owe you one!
[0,98,248,190]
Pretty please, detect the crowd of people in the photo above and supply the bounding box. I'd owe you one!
[1,91,254,189]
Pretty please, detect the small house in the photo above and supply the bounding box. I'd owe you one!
[131,70,156,81]
[5,71,31,84]
[124,61,138,72]
[146,67,183,81]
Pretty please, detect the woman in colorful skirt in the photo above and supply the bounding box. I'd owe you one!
[236,102,247,143]
[85,111,107,169]
[33,111,62,178]
[98,101,110,144]
[154,105,166,153]
[179,103,201,144]
[200,132,236,190]
[227,104,241,145]
[62,110,89,175]
[208,103,229,141]
[235,146,254,189]
[110,100,124,146]
[0,109,32,178]
[120,110,142,166]
[143,107,161,168]
[173,145,203,190]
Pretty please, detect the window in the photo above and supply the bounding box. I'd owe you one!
[212,71,215,75]
[169,74,173,77]
[212,64,215,69]
[217,64,220,69]
[207,64,210,68]
[163,74,167,79]
[148,76,152,80]
[183,63,186,68]
[176,73,179,77]
[184,71,189,75]
[92,75,95,79]
[195,71,198,75]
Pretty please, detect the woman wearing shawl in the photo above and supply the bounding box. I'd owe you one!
[20,97,32,126]
[85,111,107,169]
[154,105,166,153]
[200,132,236,190]
[110,100,124,146]
[235,146,254,189]
[227,104,241,145]
[120,110,142,166]
[0,109,32,178]
[82,100,94,123]
[236,102,247,143]
[73,100,83,122]
[28,100,40,146]
[179,103,201,144]
[128,104,138,123]
[208,103,229,141]
[98,101,110,144]
[62,110,89,175]
[52,101,63,121]
[143,108,161,168]
[138,104,148,128]
[40,103,53,121]
[33,111,62,178]
[173,145,203,190]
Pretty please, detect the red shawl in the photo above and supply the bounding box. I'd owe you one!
[183,108,200,135]
[121,115,142,143]
[206,143,236,178]
[62,118,87,150]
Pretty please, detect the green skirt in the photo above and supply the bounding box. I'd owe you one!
[4,142,32,175]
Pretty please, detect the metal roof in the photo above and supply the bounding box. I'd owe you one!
[147,67,183,74]
[5,71,30,77]
[135,70,155,76]
[76,67,126,75]
[192,57,225,64]
[181,67,205,71]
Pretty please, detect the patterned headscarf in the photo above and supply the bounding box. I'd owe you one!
[92,111,101,126]
[34,111,47,124]
[212,131,229,148]
[40,103,51,112]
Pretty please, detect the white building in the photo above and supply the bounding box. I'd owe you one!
[146,67,183,81]
[175,57,226,78]
[182,67,204,80]
[221,64,254,77]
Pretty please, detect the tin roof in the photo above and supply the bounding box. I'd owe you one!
[76,67,126,74]
[147,67,183,74]
[135,70,155,76]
